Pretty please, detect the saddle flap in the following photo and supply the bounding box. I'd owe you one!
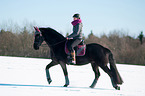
[76,44,86,56]
[65,41,86,56]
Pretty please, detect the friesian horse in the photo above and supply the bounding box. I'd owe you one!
[33,27,123,90]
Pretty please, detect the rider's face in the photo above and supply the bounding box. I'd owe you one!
[73,17,78,20]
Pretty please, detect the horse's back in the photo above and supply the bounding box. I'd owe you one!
[86,43,111,53]
[85,43,111,62]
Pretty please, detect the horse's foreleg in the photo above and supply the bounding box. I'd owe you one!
[90,63,100,88]
[60,61,69,87]
[46,61,57,84]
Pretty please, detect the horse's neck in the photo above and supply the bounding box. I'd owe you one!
[40,28,65,46]
[43,34,64,46]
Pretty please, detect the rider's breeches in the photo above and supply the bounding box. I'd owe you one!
[67,39,82,52]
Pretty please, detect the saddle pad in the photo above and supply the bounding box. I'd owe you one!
[76,45,86,56]
[65,42,86,56]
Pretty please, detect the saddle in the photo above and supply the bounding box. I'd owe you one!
[65,40,86,56]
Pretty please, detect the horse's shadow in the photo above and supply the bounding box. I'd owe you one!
[0,83,114,90]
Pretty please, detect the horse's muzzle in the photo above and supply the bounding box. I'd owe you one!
[33,43,39,50]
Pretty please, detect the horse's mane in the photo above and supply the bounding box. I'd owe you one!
[39,27,65,41]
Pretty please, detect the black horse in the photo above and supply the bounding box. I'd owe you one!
[33,27,123,90]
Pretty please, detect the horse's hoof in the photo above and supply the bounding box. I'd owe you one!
[115,86,120,90]
[63,84,68,87]
[47,78,52,84]
[89,85,94,88]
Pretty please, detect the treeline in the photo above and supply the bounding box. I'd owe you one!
[0,27,50,58]
[85,31,145,65]
[0,27,144,65]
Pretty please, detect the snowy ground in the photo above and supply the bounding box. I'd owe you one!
[0,56,145,96]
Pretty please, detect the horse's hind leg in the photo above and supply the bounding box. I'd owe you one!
[90,63,100,88]
[46,61,58,84]
[101,66,120,90]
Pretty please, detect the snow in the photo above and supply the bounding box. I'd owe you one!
[0,56,145,96]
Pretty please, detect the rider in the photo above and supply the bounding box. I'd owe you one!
[66,13,83,64]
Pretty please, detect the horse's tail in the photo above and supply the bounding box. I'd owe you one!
[108,52,123,84]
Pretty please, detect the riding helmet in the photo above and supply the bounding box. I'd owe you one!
[73,13,80,19]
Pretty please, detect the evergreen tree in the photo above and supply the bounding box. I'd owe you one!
[138,31,144,45]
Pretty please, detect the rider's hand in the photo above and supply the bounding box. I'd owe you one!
[66,37,73,40]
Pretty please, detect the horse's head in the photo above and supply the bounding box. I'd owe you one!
[33,27,44,50]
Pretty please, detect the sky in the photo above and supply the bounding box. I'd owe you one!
[0,0,145,37]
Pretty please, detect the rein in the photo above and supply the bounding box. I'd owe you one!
[35,32,66,47]
[37,38,66,47]
[49,39,66,46]
[34,27,66,47]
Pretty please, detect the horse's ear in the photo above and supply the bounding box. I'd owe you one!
[34,27,36,30]
[34,26,41,35]
[34,27,41,32]
[34,27,39,31]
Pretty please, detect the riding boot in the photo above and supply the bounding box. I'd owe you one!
[67,51,76,65]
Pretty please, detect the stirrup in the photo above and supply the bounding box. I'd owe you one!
[68,59,76,65]
[67,56,76,65]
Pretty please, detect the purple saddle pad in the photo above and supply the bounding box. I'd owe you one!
[65,42,86,56]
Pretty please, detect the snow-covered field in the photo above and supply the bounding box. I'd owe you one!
[0,56,145,96]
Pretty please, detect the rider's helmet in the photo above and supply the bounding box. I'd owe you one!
[73,14,80,19]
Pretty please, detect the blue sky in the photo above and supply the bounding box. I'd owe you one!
[0,0,145,37]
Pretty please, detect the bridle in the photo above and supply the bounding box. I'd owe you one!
[34,27,66,47]
[34,34,44,47]
[34,33,66,47]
